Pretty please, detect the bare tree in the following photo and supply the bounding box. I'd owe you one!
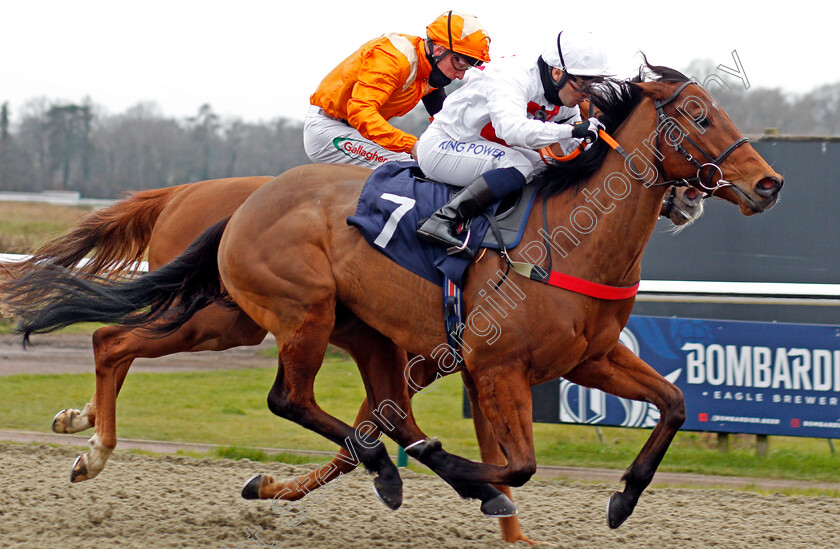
[3,61,839,198]
[187,104,221,181]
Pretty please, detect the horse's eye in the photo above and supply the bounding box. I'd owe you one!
[696,117,711,129]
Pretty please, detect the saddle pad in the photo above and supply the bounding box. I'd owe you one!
[347,161,488,287]
[347,161,539,287]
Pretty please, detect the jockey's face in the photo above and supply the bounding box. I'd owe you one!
[439,53,468,81]
[431,43,469,82]
[552,68,589,107]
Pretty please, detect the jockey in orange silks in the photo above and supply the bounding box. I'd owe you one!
[304,11,491,167]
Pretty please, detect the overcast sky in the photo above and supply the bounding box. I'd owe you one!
[2,1,832,124]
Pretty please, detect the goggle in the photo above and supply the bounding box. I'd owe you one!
[567,75,598,92]
[449,51,483,71]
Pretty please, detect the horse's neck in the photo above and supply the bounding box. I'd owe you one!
[536,97,667,285]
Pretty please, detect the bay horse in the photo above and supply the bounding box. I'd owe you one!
[3,63,777,529]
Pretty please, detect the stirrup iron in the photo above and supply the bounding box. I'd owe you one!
[446,228,471,256]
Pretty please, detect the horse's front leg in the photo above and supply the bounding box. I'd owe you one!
[265,343,516,519]
[373,357,539,498]
[459,363,538,488]
[564,343,686,529]
[345,332,516,517]
[462,370,540,545]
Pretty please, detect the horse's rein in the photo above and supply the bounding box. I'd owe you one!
[539,99,606,163]
[538,81,750,193]
[538,142,584,163]
[511,124,667,300]
[538,128,640,174]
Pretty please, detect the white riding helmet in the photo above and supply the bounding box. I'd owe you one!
[541,29,609,77]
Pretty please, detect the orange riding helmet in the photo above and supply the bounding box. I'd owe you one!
[426,10,491,65]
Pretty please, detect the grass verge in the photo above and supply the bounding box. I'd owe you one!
[3,355,840,485]
[0,202,95,254]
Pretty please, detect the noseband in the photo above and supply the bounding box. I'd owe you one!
[659,185,677,219]
[651,81,749,193]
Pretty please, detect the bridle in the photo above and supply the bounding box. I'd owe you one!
[649,80,749,193]
[659,185,678,219]
[510,79,751,296]
[539,80,749,195]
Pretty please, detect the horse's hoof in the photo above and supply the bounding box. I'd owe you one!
[480,493,517,517]
[70,455,90,483]
[52,409,70,433]
[241,474,265,500]
[372,476,402,510]
[53,408,92,434]
[606,491,632,529]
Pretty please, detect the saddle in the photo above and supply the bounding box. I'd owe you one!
[347,161,537,288]
[479,183,539,250]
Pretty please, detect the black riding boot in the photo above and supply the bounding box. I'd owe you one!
[417,176,497,259]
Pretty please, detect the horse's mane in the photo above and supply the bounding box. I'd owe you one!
[532,56,689,196]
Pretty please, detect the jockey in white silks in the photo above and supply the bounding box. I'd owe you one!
[416,29,611,257]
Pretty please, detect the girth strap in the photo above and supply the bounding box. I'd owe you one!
[442,276,466,364]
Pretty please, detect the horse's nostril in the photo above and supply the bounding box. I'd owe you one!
[755,177,781,197]
[683,187,701,203]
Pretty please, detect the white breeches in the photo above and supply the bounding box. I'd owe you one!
[303,105,412,167]
[416,124,542,187]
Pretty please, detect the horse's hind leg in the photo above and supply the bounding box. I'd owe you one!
[56,306,265,434]
[249,316,390,502]
[243,298,403,509]
[52,327,140,434]
[67,307,265,482]
[68,323,141,482]
[256,398,376,505]
[564,344,686,529]
[52,403,95,434]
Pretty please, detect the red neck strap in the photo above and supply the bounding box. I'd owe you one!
[545,269,639,300]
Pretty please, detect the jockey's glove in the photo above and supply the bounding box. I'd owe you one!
[571,117,605,143]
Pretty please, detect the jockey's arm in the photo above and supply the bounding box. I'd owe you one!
[345,64,417,154]
[485,67,581,152]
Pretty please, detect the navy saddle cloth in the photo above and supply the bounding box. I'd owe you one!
[346,161,539,288]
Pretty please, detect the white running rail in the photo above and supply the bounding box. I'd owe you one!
[1,252,838,306]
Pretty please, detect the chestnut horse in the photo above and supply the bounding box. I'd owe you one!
[2,176,701,544]
[4,64,778,528]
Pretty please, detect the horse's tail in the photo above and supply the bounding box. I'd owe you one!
[1,183,190,281]
[2,217,233,343]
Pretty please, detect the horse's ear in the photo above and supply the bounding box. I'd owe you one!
[631,66,645,84]
[637,52,690,83]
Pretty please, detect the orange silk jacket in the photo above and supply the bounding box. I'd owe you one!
[310,33,435,154]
